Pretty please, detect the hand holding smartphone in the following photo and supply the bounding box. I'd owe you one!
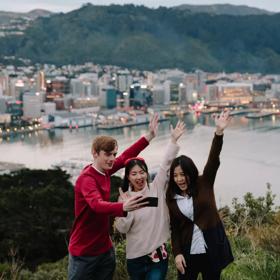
[141,196,158,207]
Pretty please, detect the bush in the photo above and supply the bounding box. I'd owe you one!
[224,183,277,236]
[222,236,280,280]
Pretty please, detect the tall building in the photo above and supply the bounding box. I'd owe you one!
[23,91,44,119]
[70,79,84,97]
[0,70,9,96]
[116,70,133,92]
[36,71,46,92]
[100,86,117,109]
[152,81,170,105]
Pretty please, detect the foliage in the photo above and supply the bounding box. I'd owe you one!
[222,236,280,280]
[0,168,74,268]
[1,4,280,72]
[222,183,277,236]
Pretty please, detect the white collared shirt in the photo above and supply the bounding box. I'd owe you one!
[175,194,207,254]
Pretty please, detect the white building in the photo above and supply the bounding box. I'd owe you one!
[23,91,44,118]
[206,81,253,105]
[42,102,56,115]
[116,70,133,92]
[152,82,168,105]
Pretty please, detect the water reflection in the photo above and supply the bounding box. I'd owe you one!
[0,113,280,148]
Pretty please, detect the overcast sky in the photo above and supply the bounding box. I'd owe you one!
[1,1,280,13]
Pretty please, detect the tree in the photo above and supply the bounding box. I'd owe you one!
[0,168,74,268]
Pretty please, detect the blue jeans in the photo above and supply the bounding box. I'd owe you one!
[68,248,115,280]
[127,255,168,280]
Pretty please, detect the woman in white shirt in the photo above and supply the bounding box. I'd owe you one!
[115,121,185,280]
[166,110,234,280]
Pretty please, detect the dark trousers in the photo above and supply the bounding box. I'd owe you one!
[127,255,168,280]
[178,253,221,280]
[68,248,115,280]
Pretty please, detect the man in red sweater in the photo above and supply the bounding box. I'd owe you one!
[68,115,159,280]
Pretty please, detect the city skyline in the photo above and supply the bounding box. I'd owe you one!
[1,0,280,13]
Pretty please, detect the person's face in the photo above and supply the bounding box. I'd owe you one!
[93,146,118,172]
[128,164,148,192]
[173,165,188,193]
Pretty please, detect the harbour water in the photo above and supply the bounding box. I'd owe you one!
[0,113,279,207]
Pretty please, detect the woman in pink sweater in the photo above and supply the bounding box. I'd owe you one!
[115,121,185,280]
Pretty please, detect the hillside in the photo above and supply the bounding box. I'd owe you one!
[173,4,273,16]
[0,4,280,73]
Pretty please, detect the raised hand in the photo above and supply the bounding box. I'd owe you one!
[214,109,232,135]
[171,120,185,143]
[118,187,130,202]
[144,113,159,142]
[175,254,186,274]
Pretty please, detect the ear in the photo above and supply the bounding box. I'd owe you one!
[92,149,99,159]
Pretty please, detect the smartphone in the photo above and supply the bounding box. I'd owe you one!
[142,197,158,207]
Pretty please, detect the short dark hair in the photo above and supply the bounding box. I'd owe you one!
[91,135,117,154]
[122,158,149,192]
[166,155,198,205]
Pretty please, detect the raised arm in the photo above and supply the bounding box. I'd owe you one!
[215,109,232,136]
[202,110,232,184]
[144,113,159,142]
[110,114,159,174]
[152,121,185,190]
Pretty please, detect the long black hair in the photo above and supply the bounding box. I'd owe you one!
[166,155,198,205]
[122,158,149,192]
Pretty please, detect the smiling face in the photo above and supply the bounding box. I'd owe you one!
[173,165,188,195]
[128,164,148,192]
[93,146,118,172]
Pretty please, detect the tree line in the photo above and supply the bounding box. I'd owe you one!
[0,4,280,73]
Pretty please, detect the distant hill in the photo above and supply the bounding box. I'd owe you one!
[0,4,280,73]
[25,9,53,19]
[0,9,52,24]
[173,4,273,16]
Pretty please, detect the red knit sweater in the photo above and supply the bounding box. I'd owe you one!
[69,137,149,256]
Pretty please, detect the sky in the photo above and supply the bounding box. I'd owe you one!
[1,0,280,13]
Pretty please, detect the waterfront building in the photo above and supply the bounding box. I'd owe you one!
[23,91,44,119]
[151,80,171,106]
[70,77,99,99]
[206,81,253,105]
[46,76,70,99]
[129,83,152,108]
[99,86,117,109]
[0,114,11,125]
[72,97,99,109]
[0,96,13,114]
[6,100,23,123]
[42,102,56,115]
[271,83,280,99]
[53,112,94,128]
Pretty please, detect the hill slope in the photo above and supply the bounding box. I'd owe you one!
[0,4,280,73]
